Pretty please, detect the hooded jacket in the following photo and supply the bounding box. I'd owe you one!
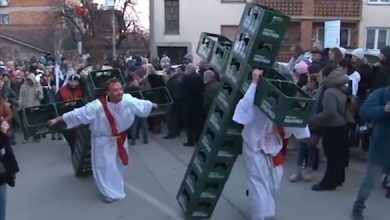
[18,73,44,109]
[372,46,390,90]
[313,70,350,127]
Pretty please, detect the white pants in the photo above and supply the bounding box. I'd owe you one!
[242,143,283,220]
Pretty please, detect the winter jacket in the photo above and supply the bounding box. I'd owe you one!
[360,86,390,171]
[313,70,350,127]
[18,73,44,109]
[203,80,220,113]
[0,132,19,187]
[348,71,361,96]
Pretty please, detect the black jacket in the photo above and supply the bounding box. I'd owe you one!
[0,132,19,187]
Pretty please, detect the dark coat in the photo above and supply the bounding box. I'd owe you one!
[0,132,19,187]
[147,74,166,88]
[360,86,390,171]
[203,80,220,113]
[166,73,183,114]
[371,62,390,91]
[181,72,204,118]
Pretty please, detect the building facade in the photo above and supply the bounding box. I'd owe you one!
[150,0,363,63]
[359,0,390,51]
[0,0,65,59]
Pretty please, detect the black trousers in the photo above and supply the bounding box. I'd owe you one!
[319,125,349,188]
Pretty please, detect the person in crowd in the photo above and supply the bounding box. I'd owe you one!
[311,67,350,191]
[290,74,320,182]
[48,79,157,203]
[339,58,361,96]
[328,47,344,68]
[371,46,390,90]
[164,66,184,139]
[293,60,309,88]
[18,73,44,143]
[351,82,390,220]
[351,49,372,101]
[233,69,310,220]
[181,64,204,146]
[288,45,310,73]
[0,117,19,220]
[311,49,328,68]
[203,70,220,114]
[183,53,194,66]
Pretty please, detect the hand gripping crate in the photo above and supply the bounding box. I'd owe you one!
[196,32,231,62]
[87,68,126,99]
[232,3,290,66]
[254,78,315,127]
[22,104,58,135]
[208,38,233,74]
[71,125,92,177]
[141,87,173,116]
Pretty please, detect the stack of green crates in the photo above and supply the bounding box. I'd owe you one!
[177,2,308,219]
[84,68,126,100]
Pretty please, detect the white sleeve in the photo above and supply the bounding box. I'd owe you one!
[126,94,153,118]
[232,83,257,125]
[284,125,310,140]
[62,100,98,129]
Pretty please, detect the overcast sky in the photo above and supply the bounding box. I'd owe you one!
[94,0,149,28]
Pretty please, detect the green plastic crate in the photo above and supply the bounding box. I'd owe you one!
[232,3,290,66]
[196,32,217,61]
[71,126,92,177]
[87,68,126,98]
[254,79,315,127]
[209,39,233,74]
[141,87,173,116]
[55,99,85,115]
[22,104,58,135]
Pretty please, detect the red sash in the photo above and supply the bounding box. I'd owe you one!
[99,96,129,166]
[272,127,288,167]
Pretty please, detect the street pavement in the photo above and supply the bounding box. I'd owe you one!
[6,132,389,220]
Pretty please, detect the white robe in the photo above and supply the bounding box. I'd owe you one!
[233,83,310,220]
[62,94,153,200]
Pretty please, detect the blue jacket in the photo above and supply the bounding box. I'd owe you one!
[360,87,390,171]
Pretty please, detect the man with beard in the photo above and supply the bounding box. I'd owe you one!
[48,79,156,203]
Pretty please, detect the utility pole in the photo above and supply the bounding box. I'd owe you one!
[107,0,116,60]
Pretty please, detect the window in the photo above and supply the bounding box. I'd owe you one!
[316,27,352,47]
[221,25,238,41]
[368,0,390,4]
[164,0,179,35]
[0,14,9,24]
[365,28,390,50]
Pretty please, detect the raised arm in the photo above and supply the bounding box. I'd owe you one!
[232,69,263,125]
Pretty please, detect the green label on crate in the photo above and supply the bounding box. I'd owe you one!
[217,150,235,158]
[177,195,187,212]
[210,114,221,131]
[192,212,209,217]
[225,69,239,84]
[194,157,203,173]
[262,28,280,39]
[208,172,225,179]
[200,192,217,199]
[199,47,208,57]
[202,136,212,152]
[217,93,229,108]
[186,177,195,193]
[283,116,303,125]
[253,55,271,65]
[260,100,276,119]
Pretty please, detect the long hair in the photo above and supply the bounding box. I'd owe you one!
[103,78,121,94]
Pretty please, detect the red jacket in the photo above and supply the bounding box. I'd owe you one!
[59,85,84,101]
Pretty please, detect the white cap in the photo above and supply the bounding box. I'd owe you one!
[339,47,347,58]
[352,48,365,60]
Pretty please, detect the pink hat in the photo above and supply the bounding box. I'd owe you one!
[294,60,308,75]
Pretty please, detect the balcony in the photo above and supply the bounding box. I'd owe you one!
[314,0,361,19]
[255,0,361,20]
[256,0,303,16]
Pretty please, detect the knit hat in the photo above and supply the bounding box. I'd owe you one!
[380,46,390,60]
[294,60,308,75]
[352,48,365,60]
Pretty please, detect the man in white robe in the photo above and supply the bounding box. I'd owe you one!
[233,69,310,220]
[48,79,156,203]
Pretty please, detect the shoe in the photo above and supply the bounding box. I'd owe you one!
[22,139,27,144]
[311,184,336,191]
[143,140,148,144]
[102,197,117,203]
[246,189,249,196]
[51,136,56,141]
[386,190,390,199]
[351,210,364,220]
[183,142,195,147]
[289,173,302,182]
[130,140,136,145]
[57,136,63,140]
[163,135,175,139]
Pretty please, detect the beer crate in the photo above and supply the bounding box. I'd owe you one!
[71,126,92,177]
[87,68,126,98]
[196,32,231,62]
[209,39,233,74]
[22,104,57,135]
[141,87,173,116]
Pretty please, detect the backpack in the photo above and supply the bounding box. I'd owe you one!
[339,81,359,123]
